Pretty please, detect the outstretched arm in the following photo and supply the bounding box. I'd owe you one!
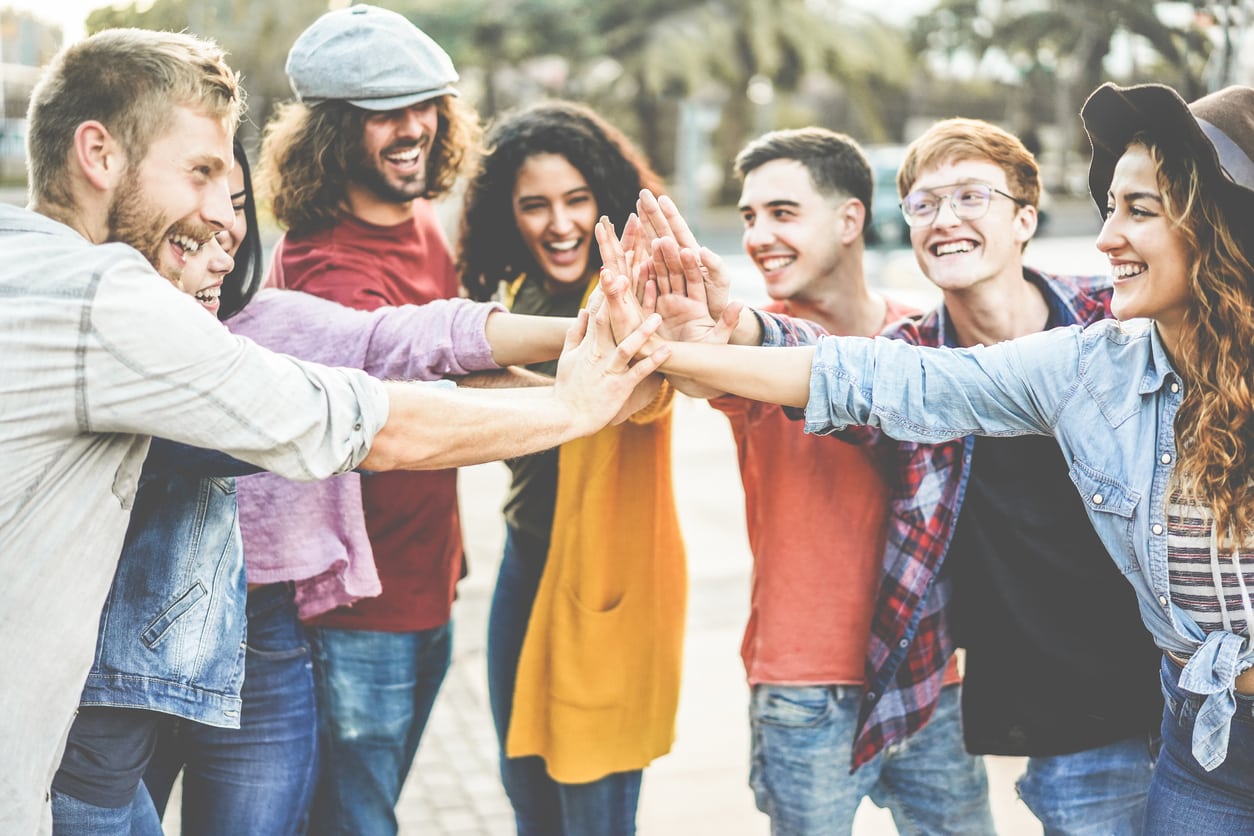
[599,271,811,407]
[360,305,670,471]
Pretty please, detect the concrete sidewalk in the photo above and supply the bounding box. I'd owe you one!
[397,395,1043,835]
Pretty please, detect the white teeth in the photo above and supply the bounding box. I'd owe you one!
[194,286,221,302]
[386,147,420,163]
[170,235,203,254]
[759,255,795,271]
[934,241,974,256]
[1112,263,1146,278]
[547,239,579,252]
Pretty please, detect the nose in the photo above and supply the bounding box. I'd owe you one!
[743,219,775,250]
[1095,213,1121,254]
[549,204,575,234]
[398,105,431,139]
[932,195,962,227]
[208,235,234,276]
[204,174,235,232]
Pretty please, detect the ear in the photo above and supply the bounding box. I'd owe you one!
[72,121,126,193]
[839,198,867,246]
[1012,202,1038,246]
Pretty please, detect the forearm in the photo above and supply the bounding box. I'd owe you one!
[360,381,590,471]
[729,306,765,345]
[453,366,553,389]
[483,311,571,366]
[659,341,814,408]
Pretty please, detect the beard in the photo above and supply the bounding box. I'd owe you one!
[348,140,430,205]
[106,175,217,289]
[106,176,173,282]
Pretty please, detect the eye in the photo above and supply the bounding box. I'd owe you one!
[906,195,937,215]
[740,211,754,227]
[1102,203,1115,220]
[955,187,987,206]
[771,208,794,221]
[568,194,592,205]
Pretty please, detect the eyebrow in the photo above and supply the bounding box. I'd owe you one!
[1112,190,1163,203]
[516,185,593,202]
[738,198,801,213]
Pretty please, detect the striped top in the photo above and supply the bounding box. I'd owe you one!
[1167,492,1254,638]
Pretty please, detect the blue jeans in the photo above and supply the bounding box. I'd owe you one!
[142,582,319,836]
[487,526,643,836]
[1145,654,1254,834]
[1016,734,1155,835]
[305,622,452,836]
[749,682,993,836]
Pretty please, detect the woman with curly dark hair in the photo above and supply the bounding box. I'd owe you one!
[458,101,683,836]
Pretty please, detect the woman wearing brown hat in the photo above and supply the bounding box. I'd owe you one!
[598,81,1254,831]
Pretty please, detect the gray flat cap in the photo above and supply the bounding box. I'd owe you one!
[286,4,459,111]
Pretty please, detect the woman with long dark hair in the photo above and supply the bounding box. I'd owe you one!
[459,101,684,836]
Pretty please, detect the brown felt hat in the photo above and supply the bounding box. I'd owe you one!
[1082,82,1254,214]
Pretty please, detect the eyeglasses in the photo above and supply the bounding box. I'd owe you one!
[899,183,1027,227]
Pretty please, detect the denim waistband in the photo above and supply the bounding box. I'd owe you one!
[246,581,296,619]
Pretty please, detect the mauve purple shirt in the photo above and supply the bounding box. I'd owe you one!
[224,288,504,617]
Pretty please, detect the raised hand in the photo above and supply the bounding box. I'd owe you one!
[553,303,670,434]
[637,189,730,323]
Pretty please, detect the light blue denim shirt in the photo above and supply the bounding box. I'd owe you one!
[802,316,1252,771]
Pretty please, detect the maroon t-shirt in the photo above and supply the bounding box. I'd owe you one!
[280,203,464,632]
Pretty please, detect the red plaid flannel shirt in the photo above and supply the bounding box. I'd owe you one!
[759,268,1113,769]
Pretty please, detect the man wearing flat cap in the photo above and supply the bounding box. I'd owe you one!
[255,6,483,832]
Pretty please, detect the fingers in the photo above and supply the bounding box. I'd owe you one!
[651,237,688,298]
[678,246,707,305]
[600,270,646,343]
[637,189,669,243]
[703,300,743,346]
[657,193,699,249]
[564,307,590,353]
[595,216,628,280]
[611,312,668,376]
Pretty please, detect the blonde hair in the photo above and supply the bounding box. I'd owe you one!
[1139,137,1254,544]
[26,28,241,209]
[897,117,1041,208]
[258,95,479,236]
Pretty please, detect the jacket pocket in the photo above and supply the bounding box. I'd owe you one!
[141,581,207,647]
[1069,459,1139,574]
[549,587,631,709]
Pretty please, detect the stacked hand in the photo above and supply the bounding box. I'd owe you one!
[594,189,745,397]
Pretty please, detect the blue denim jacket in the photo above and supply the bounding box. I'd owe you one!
[79,442,259,727]
[802,316,1252,771]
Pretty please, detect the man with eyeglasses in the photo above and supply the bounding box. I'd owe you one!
[760,117,1164,834]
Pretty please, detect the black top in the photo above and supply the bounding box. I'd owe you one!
[946,431,1164,755]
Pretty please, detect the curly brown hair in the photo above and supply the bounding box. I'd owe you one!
[1139,137,1254,545]
[457,100,663,302]
[257,94,479,236]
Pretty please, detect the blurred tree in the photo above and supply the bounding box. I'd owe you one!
[85,0,329,150]
[912,0,1212,151]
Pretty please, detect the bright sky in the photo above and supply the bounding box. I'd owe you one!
[8,0,941,43]
[4,0,101,40]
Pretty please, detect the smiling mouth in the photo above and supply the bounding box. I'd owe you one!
[1112,262,1146,280]
[932,240,976,256]
[758,255,795,272]
[384,145,423,170]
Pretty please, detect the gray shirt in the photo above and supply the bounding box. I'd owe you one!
[0,205,388,833]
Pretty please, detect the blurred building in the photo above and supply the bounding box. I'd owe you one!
[1,8,61,181]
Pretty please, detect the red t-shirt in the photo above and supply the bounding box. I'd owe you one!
[280,203,464,632]
[714,296,959,686]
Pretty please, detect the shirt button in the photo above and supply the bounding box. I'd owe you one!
[353,422,362,431]
[867,691,877,702]
[1152,523,1164,535]
[899,639,909,648]
[1092,493,1104,505]
[1161,453,1172,464]
[1159,595,1168,607]
[1170,382,1180,393]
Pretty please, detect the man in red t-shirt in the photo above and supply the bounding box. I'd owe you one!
[712,129,993,834]
[258,7,482,832]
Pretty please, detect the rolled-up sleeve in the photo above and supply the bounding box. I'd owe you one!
[84,259,389,481]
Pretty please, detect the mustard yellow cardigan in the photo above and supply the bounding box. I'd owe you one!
[504,277,687,783]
